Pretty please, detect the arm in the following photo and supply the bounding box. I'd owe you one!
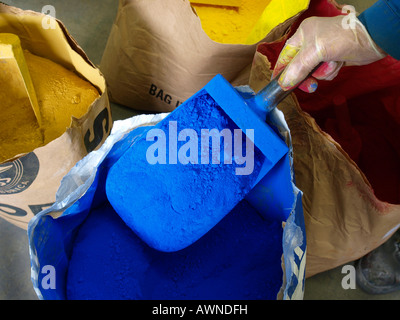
[358,0,400,60]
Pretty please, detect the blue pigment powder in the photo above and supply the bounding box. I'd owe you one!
[66,200,283,300]
[106,91,265,252]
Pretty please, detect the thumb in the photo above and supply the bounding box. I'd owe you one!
[272,26,305,80]
[272,43,300,80]
[278,45,322,90]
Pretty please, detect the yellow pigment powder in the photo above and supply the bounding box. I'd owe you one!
[25,51,100,145]
[0,49,100,163]
[191,0,272,44]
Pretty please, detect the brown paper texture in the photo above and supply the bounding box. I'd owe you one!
[100,0,307,112]
[249,50,400,278]
[0,4,112,229]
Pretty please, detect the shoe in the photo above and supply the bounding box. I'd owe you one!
[355,230,400,295]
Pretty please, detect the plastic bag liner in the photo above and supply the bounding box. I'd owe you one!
[28,86,306,300]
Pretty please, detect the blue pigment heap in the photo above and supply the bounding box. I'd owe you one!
[106,91,264,252]
[66,201,283,300]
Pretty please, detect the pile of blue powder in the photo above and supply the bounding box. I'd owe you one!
[66,89,285,299]
[106,91,265,252]
[66,200,283,300]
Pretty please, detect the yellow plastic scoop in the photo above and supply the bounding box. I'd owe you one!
[0,33,42,127]
[190,0,240,7]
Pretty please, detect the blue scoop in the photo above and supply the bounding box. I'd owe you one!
[106,74,292,252]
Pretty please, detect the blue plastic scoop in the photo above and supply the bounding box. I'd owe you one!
[106,74,293,252]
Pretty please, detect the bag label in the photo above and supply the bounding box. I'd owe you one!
[0,152,39,195]
[149,83,183,108]
[84,107,111,153]
[0,202,53,218]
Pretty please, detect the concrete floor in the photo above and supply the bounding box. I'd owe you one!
[1,0,399,300]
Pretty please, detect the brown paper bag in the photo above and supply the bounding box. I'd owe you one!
[100,0,308,112]
[0,4,112,229]
[249,50,400,278]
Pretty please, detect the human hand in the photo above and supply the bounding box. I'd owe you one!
[272,15,387,93]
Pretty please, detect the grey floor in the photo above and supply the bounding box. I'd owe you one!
[1,0,399,300]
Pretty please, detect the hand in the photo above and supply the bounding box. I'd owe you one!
[272,15,387,93]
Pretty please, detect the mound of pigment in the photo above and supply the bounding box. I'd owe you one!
[25,51,100,146]
[66,201,283,300]
[106,91,264,252]
[0,34,43,163]
[0,48,99,163]
[191,0,271,44]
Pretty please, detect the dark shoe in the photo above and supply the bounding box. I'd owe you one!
[355,231,400,295]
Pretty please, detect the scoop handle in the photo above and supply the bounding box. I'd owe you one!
[253,63,324,114]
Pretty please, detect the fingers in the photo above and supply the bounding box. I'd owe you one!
[278,49,344,91]
[278,42,322,90]
[298,77,318,93]
[273,45,320,93]
[291,61,344,93]
[312,61,344,80]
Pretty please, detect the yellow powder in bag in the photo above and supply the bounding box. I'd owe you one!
[246,0,309,44]
[24,51,100,145]
[0,49,100,163]
[191,0,272,44]
[0,36,44,163]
